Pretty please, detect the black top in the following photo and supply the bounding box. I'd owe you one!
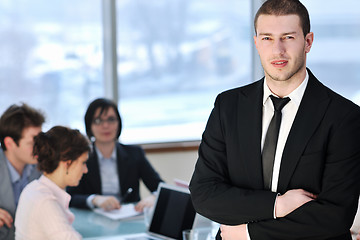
[67,142,163,208]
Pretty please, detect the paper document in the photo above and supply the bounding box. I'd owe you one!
[173,178,189,188]
[93,203,141,220]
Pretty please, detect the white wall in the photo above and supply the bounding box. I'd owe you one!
[140,150,198,197]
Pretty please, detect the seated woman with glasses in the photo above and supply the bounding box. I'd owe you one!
[15,126,90,240]
[67,98,163,212]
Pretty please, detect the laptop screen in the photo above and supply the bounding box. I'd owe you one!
[148,183,196,240]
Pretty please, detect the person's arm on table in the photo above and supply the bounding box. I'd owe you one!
[91,195,121,211]
[134,194,156,212]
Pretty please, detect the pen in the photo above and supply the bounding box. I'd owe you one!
[121,188,133,203]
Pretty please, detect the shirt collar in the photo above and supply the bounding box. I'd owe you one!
[39,175,71,209]
[95,145,116,161]
[5,157,34,184]
[263,70,309,107]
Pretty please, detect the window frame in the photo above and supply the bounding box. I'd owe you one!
[103,0,263,151]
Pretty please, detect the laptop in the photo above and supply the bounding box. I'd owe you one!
[119,182,197,240]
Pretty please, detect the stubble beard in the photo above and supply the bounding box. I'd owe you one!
[264,52,306,83]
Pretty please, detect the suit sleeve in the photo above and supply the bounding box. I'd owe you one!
[67,191,90,209]
[249,106,360,239]
[189,94,278,225]
[189,93,360,239]
[0,223,14,240]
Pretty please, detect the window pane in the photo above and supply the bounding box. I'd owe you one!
[302,0,360,104]
[117,0,251,144]
[0,0,103,131]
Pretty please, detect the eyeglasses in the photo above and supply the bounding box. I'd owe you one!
[92,117,118,125]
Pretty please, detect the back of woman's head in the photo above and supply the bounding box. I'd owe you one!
[34,126,90,173]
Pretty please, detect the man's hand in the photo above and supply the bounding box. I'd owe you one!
[135,194,156,212]
[275,189,317,218]
[220,224,247,240]
[0,208,13,228]
[92,195,121,211]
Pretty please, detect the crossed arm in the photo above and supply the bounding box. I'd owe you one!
[220,189,317,240]
[189,97,360,239]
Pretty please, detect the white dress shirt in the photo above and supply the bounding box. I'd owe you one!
[262,72,308,192]
[86,146,120,208]
[15,175,81,240]
[246,72,308,240]
[96,146,120,195]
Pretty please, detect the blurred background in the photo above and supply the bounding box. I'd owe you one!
[0,0,358,145]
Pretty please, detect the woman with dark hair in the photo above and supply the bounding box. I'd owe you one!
[67,98,163,212]
[15,126,90,240]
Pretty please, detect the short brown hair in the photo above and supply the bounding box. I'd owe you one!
[0,103,45,151]
[254,0,310,37]
[34,126,90,174]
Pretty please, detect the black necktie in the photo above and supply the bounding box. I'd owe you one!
[262,95,290,190]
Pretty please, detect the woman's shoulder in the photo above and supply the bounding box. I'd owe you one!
[20,178,57,204]
[16,180,58,223]
[116,142,147,163]
[117,142,144,153]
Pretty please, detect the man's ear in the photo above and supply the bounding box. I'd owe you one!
[305,32,314,53]
[254,35,258,50]
[4,136,16,150]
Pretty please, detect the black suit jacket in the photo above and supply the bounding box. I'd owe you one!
[189,69,360,240]
[68,142,163,208]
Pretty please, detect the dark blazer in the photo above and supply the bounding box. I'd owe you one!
[68,142,163,209]
[0,149,41,240]
[189,69,360,240]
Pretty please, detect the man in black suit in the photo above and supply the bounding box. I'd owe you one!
[189,0,360,239]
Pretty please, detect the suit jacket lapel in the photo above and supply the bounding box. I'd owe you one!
[0,151,16,214]
[89,143,102,194]
[277,70,330,193]
[116,143,130,195]
[238,80,264,189]
[29,165,41,181]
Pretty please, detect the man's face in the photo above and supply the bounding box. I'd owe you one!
[13,126,42,165]
[254,14,313,84]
